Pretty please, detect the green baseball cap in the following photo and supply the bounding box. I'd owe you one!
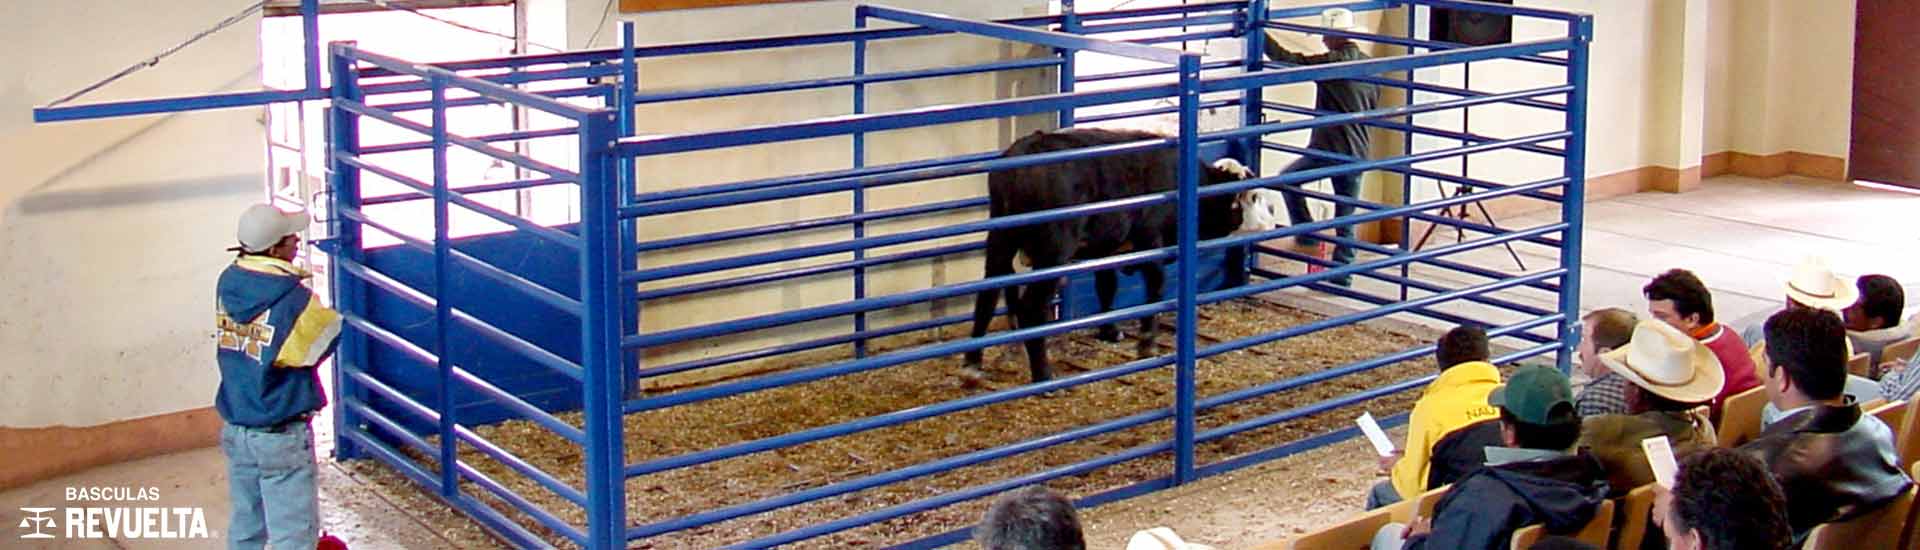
[1487,364,1574,425]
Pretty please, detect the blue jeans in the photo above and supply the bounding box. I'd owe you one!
[1365,479,1403,510]
[1279,155,1362,270]
[221,421,319,550]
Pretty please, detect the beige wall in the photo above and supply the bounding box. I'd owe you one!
[0,2,266,428]
[1709,0,1855,160]
[569,0,1049,385]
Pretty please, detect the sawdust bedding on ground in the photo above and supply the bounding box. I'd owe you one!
[345,296,1450,549]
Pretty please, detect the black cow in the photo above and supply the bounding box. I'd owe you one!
[962,128,1263,386]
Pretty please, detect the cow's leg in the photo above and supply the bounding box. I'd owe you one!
[963,230,1018,385]
[1014,275,1061,383]
[1136,260,1166,360]
[1094,268,1124,342]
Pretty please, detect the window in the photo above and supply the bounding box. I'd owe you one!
[261,2,579,249]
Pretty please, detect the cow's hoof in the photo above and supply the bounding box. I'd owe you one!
[958,367,988,389]
[1096,325,1126,343]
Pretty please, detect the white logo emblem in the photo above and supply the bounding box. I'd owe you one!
[17,508,56,539]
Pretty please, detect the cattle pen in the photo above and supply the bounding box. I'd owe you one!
[34,0,1595,547]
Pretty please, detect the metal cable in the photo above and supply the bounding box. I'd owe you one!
[44,0,269,108]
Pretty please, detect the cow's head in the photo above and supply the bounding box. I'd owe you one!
[1199,157,1287,238]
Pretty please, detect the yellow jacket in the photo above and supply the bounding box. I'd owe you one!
[1391,361,1503,497]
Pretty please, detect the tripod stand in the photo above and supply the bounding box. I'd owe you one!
[1408,63,1525,271]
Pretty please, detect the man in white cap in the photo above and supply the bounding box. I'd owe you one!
[215,203,341,550]
[1578,319,1722,494]
[1262,8,1380,287]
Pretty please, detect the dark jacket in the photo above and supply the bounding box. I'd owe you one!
[1404,450,1611,550]
[1426,420,1505,490]
[1738,402,1912,539]
[1261,40,1379,157]
[1581,409,1716,496]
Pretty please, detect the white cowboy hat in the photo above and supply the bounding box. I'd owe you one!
[1784,255,1858,311]
[1321,8,1369,34]
[1601,320,1726,404]
[1127,527,1218,550]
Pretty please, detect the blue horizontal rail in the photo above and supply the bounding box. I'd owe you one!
[338,99,581,181]
[622,139,1159,219]
[1261,102,1568,158]
[333,208,583,317]
[633,305,1003,380]
[367,85,604,115]
[34,88,325,123]
[617,83,1182,157]
[630,151,999,206]
[1207,38,1572,94]
[1259,140,1567,210]
[362,176,574,207]
[340,156,585,253]
[1257,266,1563,346]
[338,425,554,549]
[633,197,984,254]
[362,127,580,156]
[1264,20,1567,67]
[1210,85,1574,144]
[633,241,980,302]
[861,5,1189,64]
[1074,59,1242,84]
[1076,13,1240,35]
[626,353,1171,479]
[634,397,1175,540]
[1252,246,1557,322]
[333,255,585,380]
[630,57,1063,105]
[625,292,1173,413]
[1077,98,1239,124]
[339,312,588,445]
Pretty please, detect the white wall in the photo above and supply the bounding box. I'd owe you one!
[0,2,266,427]
[569,0,1049,385]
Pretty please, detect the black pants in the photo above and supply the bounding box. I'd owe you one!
[1278,154,1361,267]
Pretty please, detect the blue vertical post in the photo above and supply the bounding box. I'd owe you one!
[579,109,628,550]
[1556,16,1593,374]
[1173,53,1203,485]
[301,0,321,96]
[1240,0,1269,279]
[1058,0,1079,128]
[429,73,459,496]
[618,22,642,394]
[1399,3,1418,303]
[1239,0,1268,172]
[327,43,365,461]
[851,8,869,358]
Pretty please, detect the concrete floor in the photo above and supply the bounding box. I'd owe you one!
[3,175,1916,549]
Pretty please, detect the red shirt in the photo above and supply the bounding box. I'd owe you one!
[1693,323,1762,410]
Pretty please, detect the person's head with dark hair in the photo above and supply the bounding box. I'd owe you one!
[1661,448,1792,550]
[1845,275,1906,332]
[1528,536,1601,550]
[1761,308,1849,408]
[975,486,1086,550]
[1644,269,1716,333]
[1436,325,1491,371]
[1491,365,1582,451]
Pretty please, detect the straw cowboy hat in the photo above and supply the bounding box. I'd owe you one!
[1785,255,1858,311]
[1601,320,1726,403]
[1127,527,1218,550]
[1321,7,1368,34]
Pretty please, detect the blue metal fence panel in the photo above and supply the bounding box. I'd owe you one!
[242,1,1591,548]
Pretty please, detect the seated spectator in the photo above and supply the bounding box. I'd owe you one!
[1580,320,1721,494]
[1658,448,1792,550]
[1372,365,1609,550]
[1643,269,1760,415]
[1574,308,1639,417]
[1737,308,1911,545]
[1733,256,1858,371]
[976,486,1086,550]
[1368,325,1504,509]
[1878,353,1920,402]
[1845,274,1909,367]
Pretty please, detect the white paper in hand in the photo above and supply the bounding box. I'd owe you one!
[1357,412,1395,457]
[1642,435,1679,488]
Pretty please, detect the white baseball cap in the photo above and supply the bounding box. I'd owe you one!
[236,203,310,253]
